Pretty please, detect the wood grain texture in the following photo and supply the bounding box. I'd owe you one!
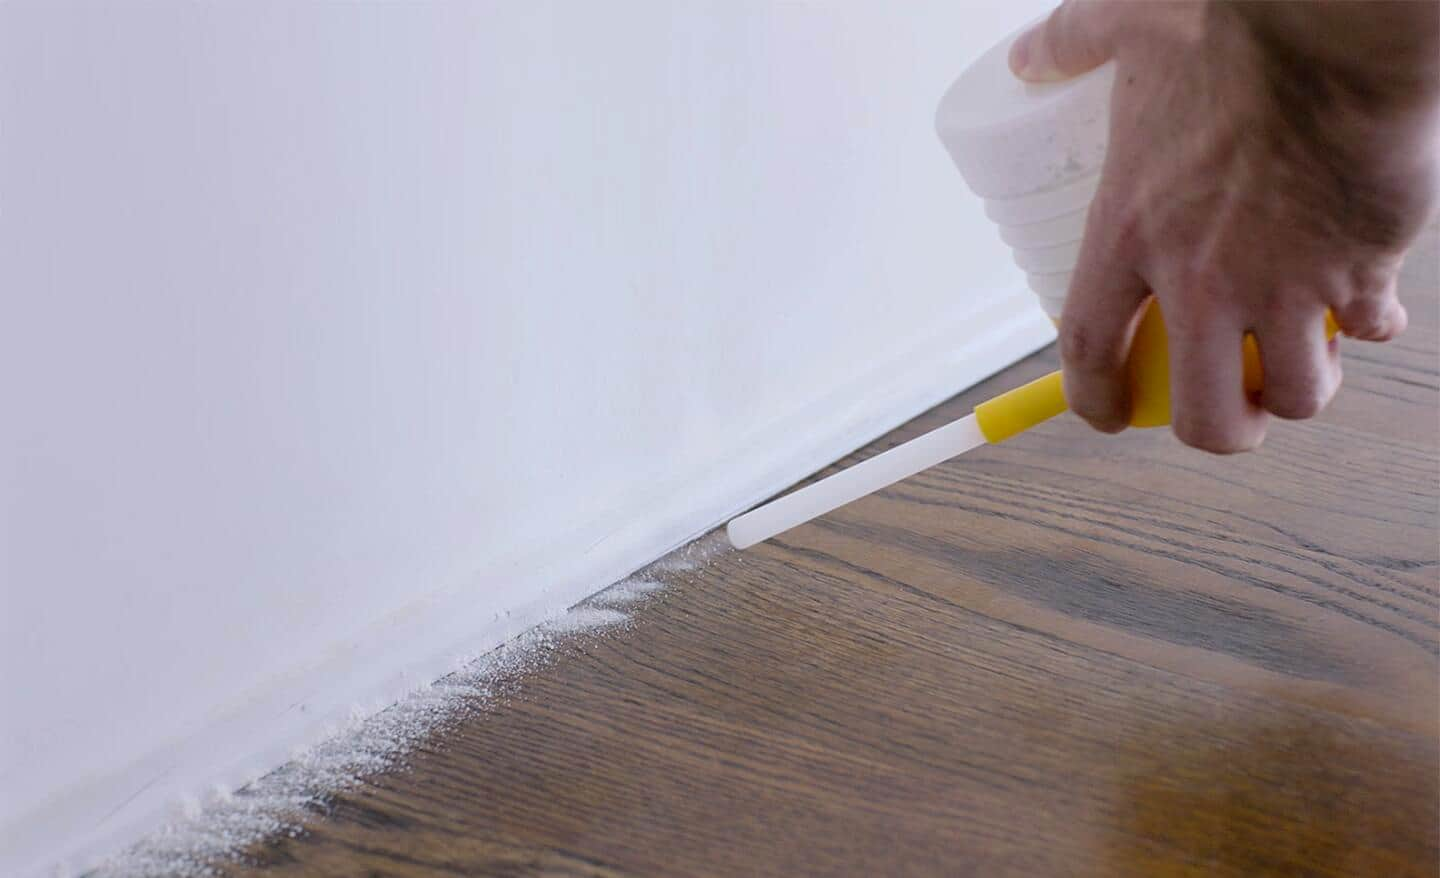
[225,252,1439,877]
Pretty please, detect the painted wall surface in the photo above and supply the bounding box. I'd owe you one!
[0,1,1052,872]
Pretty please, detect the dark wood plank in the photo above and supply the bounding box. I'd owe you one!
[222,249,1439,877]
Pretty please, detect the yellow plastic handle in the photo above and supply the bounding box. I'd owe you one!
[974,300,1340,444]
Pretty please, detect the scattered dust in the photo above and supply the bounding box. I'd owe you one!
[647,529,732,573]
[586,577,665,608]
[94,530,732,877]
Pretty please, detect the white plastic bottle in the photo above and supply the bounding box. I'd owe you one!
[934,25,1116,319]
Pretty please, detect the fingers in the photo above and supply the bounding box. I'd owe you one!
[1332,278,1408,342]
[1167,305,1269,454]
[1058,199,1151,433]
[1254,305,1342,421]
[1009,0,1121,82]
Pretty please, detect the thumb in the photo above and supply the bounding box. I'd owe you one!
[1009,0,1119,83]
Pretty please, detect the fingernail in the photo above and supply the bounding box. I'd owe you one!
[1009,31,1032,77]
[1010,25,1072,83]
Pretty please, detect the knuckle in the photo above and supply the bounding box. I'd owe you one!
[1349,260,1399,297]
[1169,258,1225,304]
[1062,374,1128,434]
[1047,2,1091,68]
[1083,186,1141,254]
[1109,205,1145,255]
[1058,322,1117,375]
[1336,297,1390,339]
[1262,285,1309,323]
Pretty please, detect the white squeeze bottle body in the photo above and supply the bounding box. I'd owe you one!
[935,25,1115,321]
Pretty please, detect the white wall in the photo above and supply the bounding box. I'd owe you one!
[0,2,1052,873]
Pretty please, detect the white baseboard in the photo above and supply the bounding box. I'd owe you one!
[5,285,1054,877]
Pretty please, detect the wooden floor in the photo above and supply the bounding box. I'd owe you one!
[230,255,1439,876]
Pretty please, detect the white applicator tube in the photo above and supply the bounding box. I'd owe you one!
[725,413,986,549]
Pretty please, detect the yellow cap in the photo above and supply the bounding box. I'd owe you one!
[974,301,1341,444]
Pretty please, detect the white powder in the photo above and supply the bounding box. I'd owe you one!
[95,531,729,877]
[648,529,732,573]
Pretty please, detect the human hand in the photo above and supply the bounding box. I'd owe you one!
[1010,0,1439,452]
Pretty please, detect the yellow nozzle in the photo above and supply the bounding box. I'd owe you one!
[974,301,1341,444]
